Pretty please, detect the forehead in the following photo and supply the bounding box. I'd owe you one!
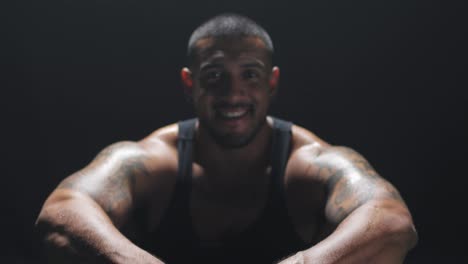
[192,36,271,68]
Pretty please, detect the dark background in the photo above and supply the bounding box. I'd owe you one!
[2,0,466,263]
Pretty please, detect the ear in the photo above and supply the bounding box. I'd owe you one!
[181,67,193,88]
[269,66,280,95]
[181,67,193,99]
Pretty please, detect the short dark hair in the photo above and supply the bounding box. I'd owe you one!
[187,13,274,65]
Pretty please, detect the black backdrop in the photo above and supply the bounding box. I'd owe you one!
[2,0,467,263]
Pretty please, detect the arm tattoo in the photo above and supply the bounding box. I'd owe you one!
[318,147,402,223]
[99,159,147,218]
[58,142,150,221]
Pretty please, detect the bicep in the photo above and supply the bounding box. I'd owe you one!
[315,147,403,225]
[56,141,151,227]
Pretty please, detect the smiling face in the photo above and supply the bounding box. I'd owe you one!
[182,36,279,148]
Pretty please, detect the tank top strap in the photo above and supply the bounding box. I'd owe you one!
[177,118,197,185]
[162,118,196,237]
[139,118,198,258]
[270,117,293,196]
[247,117,305,257]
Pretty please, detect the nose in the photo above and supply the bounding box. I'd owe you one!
[217,74,247,100]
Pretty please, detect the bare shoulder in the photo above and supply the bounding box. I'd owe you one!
[290,124,331,152]
[60,123,180,192]
[287,125,408,226]
[286,124,330,179]
[141,122,179,152]
[288,125,378,183]
[283,125,332,242]
[54,123,180,226]
[288,132,398,198]
[289,128,404,218]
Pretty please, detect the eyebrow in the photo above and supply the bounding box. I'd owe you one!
[200,62,224,72]
[199,59,266,72]
[240,60,266,69]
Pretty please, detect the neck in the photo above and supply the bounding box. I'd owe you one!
[194,117,273,180]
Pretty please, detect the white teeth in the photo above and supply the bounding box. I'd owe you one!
[219,109,248,118]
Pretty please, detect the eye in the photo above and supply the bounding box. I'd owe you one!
[202,70,223,84]
[243,69,260,80]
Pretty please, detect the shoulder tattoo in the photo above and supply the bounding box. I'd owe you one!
[58,142,151,219]
[316,147,403,223]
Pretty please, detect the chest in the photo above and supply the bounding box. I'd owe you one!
[143,168,322,246]
[189,169,271,242]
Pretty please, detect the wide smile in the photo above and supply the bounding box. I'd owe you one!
[215,105,253,121]
[216,107,251,119]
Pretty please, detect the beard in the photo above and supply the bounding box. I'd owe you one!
[199,116,267,149]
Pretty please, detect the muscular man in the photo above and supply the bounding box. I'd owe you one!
[36,14,417,263]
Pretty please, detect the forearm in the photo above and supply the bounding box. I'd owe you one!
[36,190,163,264]
[302,200,417,264]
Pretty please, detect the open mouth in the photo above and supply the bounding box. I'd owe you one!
[215,105,253,120]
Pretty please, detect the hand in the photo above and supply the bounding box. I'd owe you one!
[277,251,305,264]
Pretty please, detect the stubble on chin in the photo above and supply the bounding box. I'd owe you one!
[200,117,267,149]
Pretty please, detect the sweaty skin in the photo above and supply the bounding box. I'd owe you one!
[36,36,417,263]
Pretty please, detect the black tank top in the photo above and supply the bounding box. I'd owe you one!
[138,117,309,263]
